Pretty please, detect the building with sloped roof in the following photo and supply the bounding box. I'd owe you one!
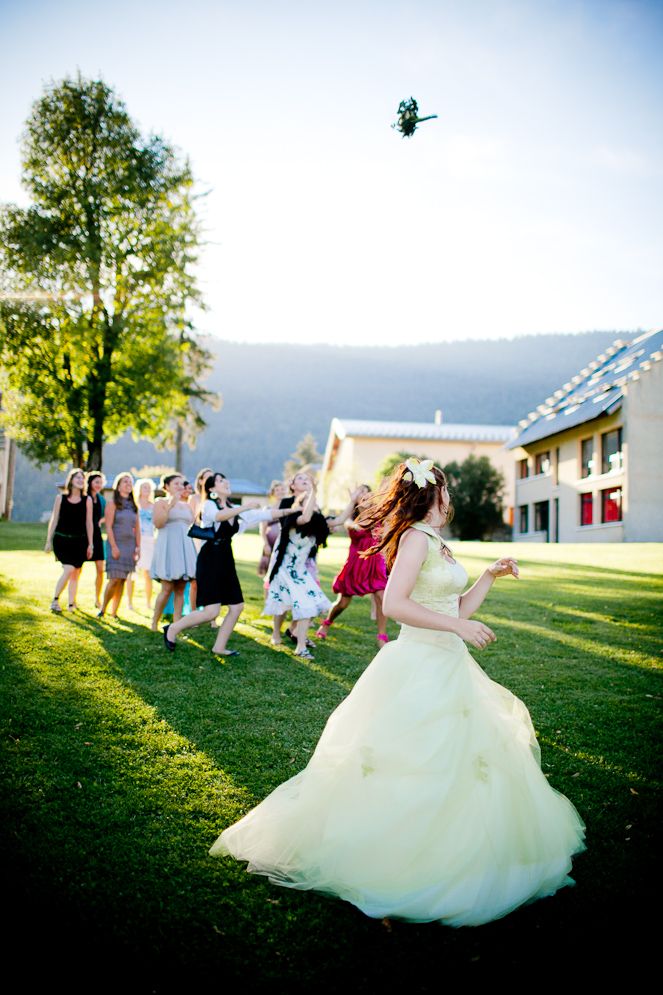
[320,416,517,526]
[506,328,663,542]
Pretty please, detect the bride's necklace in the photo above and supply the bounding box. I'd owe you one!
[424,521,454,560]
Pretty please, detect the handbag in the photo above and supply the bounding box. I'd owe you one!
[187,522,220,543]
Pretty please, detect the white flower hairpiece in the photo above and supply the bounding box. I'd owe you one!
[402,458,436,488]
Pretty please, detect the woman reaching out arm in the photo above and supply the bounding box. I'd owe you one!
[263,473,332,658]
[316,485,390,646]
[161,472,287,657]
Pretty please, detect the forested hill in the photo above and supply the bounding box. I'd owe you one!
[14,330,627,520]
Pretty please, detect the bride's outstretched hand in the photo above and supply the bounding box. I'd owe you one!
[488,558,519,579]
[456,618,496,650]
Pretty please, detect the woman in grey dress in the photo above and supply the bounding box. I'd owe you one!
[150,473,196,632]
[98,473,140,618]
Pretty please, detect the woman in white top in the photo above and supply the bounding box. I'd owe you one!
[163,473,293,656]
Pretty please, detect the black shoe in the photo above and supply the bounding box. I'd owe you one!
[213,649,239,657]
[287,629,314,649]
[163,625,176,652]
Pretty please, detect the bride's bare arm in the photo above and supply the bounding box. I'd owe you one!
[382,530,497,650]
[458,558,519,619]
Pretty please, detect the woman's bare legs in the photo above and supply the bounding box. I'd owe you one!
[271,613,286,645]
[125,577,136,610]
[166,602,219,641]
[317,591,387,639]
[295,618,313,655]
[328,594,353,624]
[51,564,75,608]
[142,569,153,608]
[110,579,126,617]
[212,603,243,655]
[316,594,352,635]
[67,567,82,607]
[94,561,104,607]
[189,579,197,612]
[151,581,174,631]
[172,580,186,622]
[100,577,123,615]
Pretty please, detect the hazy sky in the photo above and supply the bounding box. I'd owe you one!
[0,0,661,345]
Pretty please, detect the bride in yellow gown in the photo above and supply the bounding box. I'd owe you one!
[210,459,585,927]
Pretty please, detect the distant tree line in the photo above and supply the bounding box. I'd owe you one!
[9,329,626,521]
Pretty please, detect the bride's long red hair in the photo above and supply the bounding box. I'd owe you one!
[356,462,453,570]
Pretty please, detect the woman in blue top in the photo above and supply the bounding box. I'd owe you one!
[126,478,156,611]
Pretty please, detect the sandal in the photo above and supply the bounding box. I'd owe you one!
[294,648,314,660]
[287,629,314,649]
[316,619,332,638]
[377,634,389,646]
[50,601,63,614]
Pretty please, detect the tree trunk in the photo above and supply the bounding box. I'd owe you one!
[1,437,17,521]
[175,421,183,473]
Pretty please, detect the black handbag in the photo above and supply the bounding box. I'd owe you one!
[187,522,219,543]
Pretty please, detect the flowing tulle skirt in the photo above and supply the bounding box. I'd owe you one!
[211,631,585,927]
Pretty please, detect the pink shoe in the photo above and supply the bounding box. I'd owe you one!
[377,634,389,646]
[316,619,332,638]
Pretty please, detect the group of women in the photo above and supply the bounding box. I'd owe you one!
[46,465,390,658]
[46,468,156,617]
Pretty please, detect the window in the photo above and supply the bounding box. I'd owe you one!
[518,458,529,479]
[601,428,622,474]
[534,452,550,475]
[602,487,622,523]
[580,437,594,478]
[519,505,529,534]
[580,492,593,526]
[534,500,549,536]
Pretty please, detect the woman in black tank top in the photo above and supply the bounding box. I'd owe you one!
[45,468,93,612]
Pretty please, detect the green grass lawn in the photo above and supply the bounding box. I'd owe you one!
[1,523,661,991]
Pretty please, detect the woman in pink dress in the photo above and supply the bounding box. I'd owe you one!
[316,486,389,646]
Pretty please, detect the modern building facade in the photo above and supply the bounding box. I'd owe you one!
[507,328,663,543]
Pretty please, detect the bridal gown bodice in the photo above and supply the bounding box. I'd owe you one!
[398,522,468,649]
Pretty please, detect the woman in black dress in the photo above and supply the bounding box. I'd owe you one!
[163,473,291,657]
[86,471,107,608]
[45,468,94,612]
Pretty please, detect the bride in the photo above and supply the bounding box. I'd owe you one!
[210,459,585,927]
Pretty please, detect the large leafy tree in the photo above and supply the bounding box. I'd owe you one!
[0,74,218,470]
[442,455,505,541]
